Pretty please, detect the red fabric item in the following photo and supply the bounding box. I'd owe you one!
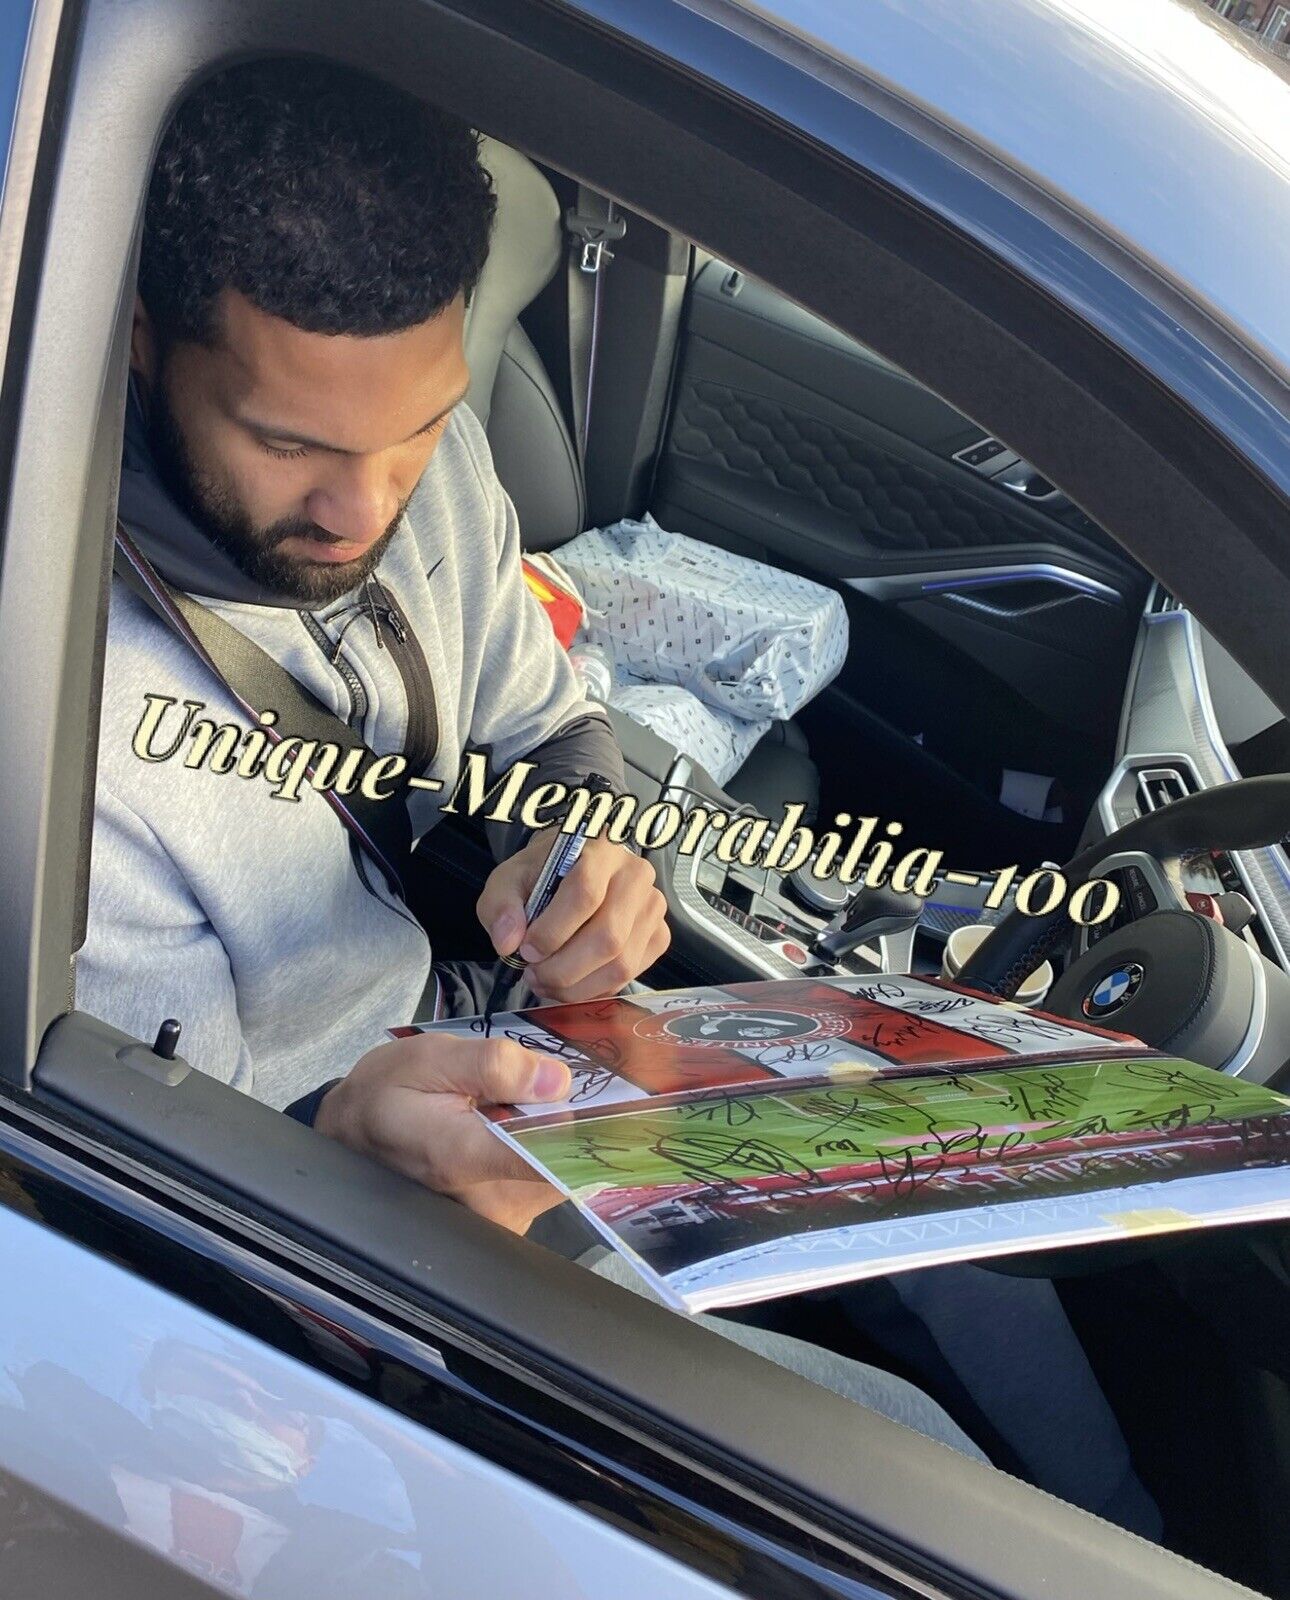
[169,1489,245,1586]
[522,559,582,649]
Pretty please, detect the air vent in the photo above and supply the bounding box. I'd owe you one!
[1148,585,1182,615]
[1137,767,1190,813]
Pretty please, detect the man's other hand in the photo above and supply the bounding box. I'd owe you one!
[314,1033,571,1234]
[478,831,670,1004]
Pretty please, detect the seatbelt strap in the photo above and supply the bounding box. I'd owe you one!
[112,523,413,900]
[564,185,626,476]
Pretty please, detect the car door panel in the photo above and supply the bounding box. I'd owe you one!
[652,260,1147,737]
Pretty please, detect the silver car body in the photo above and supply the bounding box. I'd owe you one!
[0,1197,742,1598]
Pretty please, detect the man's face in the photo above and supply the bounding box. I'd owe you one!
[135,287,472,605]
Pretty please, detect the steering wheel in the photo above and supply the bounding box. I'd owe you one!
[958,775,1290,1078]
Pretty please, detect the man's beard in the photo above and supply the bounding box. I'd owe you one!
[146,373,407,607]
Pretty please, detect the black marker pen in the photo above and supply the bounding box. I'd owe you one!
[482,773,615,1032]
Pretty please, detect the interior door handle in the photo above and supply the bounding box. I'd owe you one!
[937,580,1103,618]
[847,565,1123,607]
[996,463,1068,506]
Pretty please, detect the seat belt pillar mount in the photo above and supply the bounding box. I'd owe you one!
[565,203,627,274]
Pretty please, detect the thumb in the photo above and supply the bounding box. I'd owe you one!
[477,833,555,956]
[397,1034,571,1105]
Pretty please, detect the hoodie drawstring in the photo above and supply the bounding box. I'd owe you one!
[320,575,388,663]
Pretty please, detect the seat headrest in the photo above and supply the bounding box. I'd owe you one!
[464,135,564,428]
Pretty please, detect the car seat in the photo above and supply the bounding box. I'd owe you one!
[463,134,821,822]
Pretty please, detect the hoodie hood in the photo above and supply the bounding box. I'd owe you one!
[117,372,331,609]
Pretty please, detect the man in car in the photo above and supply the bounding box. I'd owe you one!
[77,57,675,1233]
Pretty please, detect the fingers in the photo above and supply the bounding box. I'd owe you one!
[455,1172,569,1234]
[317,1033,574,1207]
[527,854,670,1002]
[377,1085,560,1221]
[539,914,672,1006]
[516,838,618,964]
[371,1044,569,1230]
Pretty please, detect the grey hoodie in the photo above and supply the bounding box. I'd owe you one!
[75,382,624,1109]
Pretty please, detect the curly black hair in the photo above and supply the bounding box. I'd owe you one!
[139,56,497,345]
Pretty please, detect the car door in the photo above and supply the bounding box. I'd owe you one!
[652,253,1150,753]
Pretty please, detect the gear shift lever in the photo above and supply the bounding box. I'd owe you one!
[810,883,924,963]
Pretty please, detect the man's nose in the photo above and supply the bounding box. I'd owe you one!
[305,456,399,548]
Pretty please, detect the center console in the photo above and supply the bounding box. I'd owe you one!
[608,709,919,986]
[668,761,924,984]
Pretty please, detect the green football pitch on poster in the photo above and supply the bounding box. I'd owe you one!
[512,1057,1290,1195]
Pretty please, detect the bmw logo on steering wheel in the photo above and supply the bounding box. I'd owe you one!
[1083,962,1145,1018]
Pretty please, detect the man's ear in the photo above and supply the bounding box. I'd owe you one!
[129,294,158,392]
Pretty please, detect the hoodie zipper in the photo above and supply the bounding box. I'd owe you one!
[299,610,367,724]
[303,580,439,778]
[367,579,439,776]
[296,607,426,936]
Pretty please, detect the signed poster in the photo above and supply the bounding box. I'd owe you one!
[392,976,1290,1312]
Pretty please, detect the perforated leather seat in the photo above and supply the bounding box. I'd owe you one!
[465,135,819,820]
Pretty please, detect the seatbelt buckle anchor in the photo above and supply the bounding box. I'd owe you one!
[565,205,627,273]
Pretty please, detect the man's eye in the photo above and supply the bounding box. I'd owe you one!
[259,440,308,460]
[417,412,454,442]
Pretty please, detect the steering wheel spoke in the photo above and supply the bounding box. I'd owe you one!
[1073,848,1189,958]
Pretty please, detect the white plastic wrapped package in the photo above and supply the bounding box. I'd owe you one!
[558,514,849,723]
[567,642,770,785]
[607,668,771,786]
[558,515,848,786]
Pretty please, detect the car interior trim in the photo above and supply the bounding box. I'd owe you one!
[0,0,63,378]
[662,759,812,982]
[659,759,908,981]
[587,0,1290,503]
[1224,935,1269,1081]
